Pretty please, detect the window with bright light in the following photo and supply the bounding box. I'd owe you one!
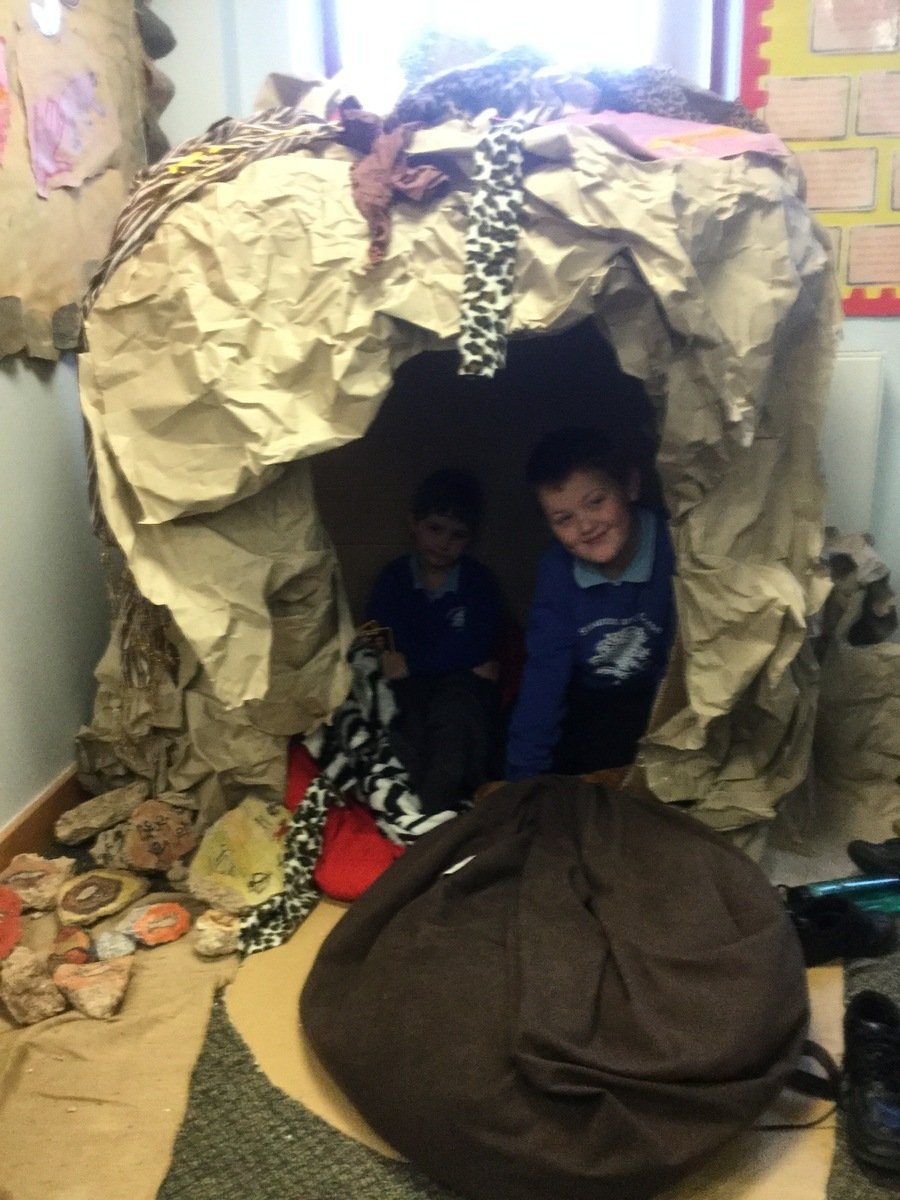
[291,0,668,114]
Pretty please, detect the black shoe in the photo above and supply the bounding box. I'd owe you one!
[848,839,900,877]
[783,892,897,966]
[843,990,900,1173]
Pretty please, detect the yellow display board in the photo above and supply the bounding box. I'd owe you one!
[741,0,900,314]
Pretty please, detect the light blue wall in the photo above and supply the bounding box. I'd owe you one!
[0,357,109,827]
[838,317,900,591]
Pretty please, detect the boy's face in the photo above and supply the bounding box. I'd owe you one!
[410,511,471,573]
[538,467,639,573]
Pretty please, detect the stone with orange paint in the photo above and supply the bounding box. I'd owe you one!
[46,925,95,973]
[118,901,192,947]
[53,956,134,1019]
[0,885,23,961]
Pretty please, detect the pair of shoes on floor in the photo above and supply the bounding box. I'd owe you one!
[848,838,900,876]
[782,891,897,966]
[843,990,900,1174]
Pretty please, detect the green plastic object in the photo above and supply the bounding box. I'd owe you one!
[793,875,900,914]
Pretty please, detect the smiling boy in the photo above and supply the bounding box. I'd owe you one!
[505,427,676,780]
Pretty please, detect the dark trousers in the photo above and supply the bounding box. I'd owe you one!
[553,681,655,775]
[390,672,500,815]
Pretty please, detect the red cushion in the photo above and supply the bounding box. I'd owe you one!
[314,803,405,902]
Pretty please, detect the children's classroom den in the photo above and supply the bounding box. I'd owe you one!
[3,3,900,1198]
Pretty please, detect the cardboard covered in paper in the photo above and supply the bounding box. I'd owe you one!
[79,118,841,828]
[0,0,144,359]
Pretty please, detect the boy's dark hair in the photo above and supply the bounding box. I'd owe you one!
[526,427,637,492]
[411,468,484,533]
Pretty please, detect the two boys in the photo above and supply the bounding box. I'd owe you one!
[367,430,676,809]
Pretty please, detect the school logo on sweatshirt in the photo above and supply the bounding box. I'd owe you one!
[587,616,660,681]
[447,606,466,630]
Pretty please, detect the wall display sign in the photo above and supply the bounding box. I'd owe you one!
[0,0,144,360]
[742,0,900,315]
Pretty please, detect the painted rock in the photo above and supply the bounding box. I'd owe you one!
[93,931,136,960]
[54,780,151,845]
[193,909,240,958]
[165,860,190,888]
[53,956,133,1019]
[0,853,76,911]
[0,885,23,960]
[46,925,95,973]
[89,823,130,870]
[188,799,284,914]
[123,799,198,872]
[0,946,66,1024]
[119,901,192,947]
[57,870,148,926]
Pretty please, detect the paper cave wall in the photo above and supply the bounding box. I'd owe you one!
[311,321,663,628]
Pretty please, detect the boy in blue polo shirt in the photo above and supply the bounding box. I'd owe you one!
[367,469,503,813]
[506,427,676,780]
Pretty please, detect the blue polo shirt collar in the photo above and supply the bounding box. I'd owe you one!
[573,508,657,588]
[410,555,461,598]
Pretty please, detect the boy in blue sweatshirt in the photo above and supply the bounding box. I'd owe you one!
[367,469,503,813]
[506,428,675,780]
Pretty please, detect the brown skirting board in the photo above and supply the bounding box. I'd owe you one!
[0,766,87,872]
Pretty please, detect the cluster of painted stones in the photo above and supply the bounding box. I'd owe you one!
[0,783,274,1026]
[53,783,199,878]
[0,849,205,1024]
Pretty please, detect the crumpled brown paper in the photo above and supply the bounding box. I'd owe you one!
[79,117,840,827]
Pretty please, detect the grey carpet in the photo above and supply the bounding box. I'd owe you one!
[157,994,464,1200]
[827,948,900,1199]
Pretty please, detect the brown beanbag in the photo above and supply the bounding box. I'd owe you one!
[302,777,808,1200]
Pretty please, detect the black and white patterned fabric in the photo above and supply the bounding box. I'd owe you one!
[311,643,457,844]
[457,119,526,379]
[238,643,454,957]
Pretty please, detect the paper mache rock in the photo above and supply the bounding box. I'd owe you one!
[118,901,192,947]
[53,956,134,1019]
[57,869,149,926]
[193,909,240,958]
[0,853,76,911]
[188,799,285,914]
[1,946,67,1025]
[89,823,130,869]
[123,798,197,872]
[93,931,137,960]
[47,925,96,973]
[55,780,151,845]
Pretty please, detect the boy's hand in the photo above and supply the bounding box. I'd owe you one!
[471,659,499,682]
[381,650,409,680]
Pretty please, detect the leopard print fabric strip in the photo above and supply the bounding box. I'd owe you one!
[457,120,526,379]
[238,775,332,958]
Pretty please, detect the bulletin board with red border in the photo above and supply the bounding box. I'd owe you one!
[741,0,900,315]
